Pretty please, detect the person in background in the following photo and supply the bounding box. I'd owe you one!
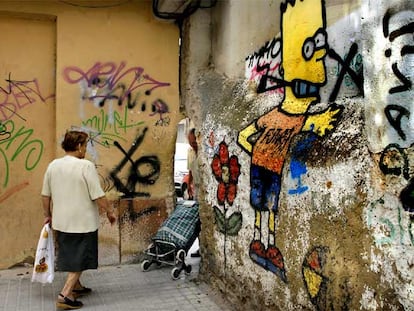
[186,128,201,257]
[187,128,199,201]
[42,130,116,310]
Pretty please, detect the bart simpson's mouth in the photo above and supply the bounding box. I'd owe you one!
[291,79,320,98]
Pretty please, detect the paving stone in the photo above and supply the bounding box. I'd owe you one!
[0,251,231,311]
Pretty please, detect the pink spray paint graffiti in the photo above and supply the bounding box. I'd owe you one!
[62,61,172,125]
[0,73,55,121]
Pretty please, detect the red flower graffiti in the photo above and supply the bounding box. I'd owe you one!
[211,139,243,238]
[211,141,241,206]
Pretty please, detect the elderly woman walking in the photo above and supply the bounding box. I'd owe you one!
[41,130,116,310]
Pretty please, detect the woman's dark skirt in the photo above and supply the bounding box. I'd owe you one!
[56,230,98,272]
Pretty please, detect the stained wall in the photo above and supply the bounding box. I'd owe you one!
[181,0,413,310]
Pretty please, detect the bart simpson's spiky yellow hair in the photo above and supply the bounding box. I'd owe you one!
[281,0,326,84]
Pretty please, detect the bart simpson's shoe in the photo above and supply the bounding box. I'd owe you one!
[266,245,287,283]
[249,240,267,269]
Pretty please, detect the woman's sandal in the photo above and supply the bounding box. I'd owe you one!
[56,293,83,310]
[72,286,92,296]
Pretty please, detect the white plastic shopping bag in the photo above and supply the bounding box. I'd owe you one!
[31,223,55,284]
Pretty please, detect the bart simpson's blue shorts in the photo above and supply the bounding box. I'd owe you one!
[250,164,281,212]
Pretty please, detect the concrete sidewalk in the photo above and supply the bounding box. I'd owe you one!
[0,242,231,311]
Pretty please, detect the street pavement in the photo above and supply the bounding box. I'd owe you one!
[0,240,232,311]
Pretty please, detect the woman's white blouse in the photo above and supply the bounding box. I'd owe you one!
[41,155,105,233]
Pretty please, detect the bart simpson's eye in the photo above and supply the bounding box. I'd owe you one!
[302,38,315,61]
[314,31,326,48]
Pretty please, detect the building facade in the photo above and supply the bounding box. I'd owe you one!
[180,0,413,310]
[0,0,180,268]
[0,0,413,310]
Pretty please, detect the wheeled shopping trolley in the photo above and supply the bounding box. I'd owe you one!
[141,200,200,280]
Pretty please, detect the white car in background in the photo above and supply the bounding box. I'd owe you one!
[174,143,190,197]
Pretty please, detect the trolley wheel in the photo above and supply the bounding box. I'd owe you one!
[171,267,181,280]
[185,264,192,274]
[177,249,186,261]
[141,260,151,271]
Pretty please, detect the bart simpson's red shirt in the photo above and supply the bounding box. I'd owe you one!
[252,107,306,174]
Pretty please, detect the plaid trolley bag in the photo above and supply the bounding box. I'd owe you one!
[141,200,200,280]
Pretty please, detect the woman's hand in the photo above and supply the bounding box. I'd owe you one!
[106,211,116,226]
[43,216,52,225]
[95,196,117,226]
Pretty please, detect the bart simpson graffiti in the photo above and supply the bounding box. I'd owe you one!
[238,0,342,283]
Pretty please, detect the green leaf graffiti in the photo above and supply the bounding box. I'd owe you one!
[213,206,242,236]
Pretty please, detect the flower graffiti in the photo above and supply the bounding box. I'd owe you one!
[211,140,242,236]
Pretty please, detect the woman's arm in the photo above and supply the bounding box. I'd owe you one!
[42,195,52,224]
[95,196,116,225]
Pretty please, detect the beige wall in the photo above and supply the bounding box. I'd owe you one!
[0,12,56,269]
[0,0,180,269]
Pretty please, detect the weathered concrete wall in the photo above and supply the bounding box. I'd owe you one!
[181,0,413,310]
[0,0,180,269]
